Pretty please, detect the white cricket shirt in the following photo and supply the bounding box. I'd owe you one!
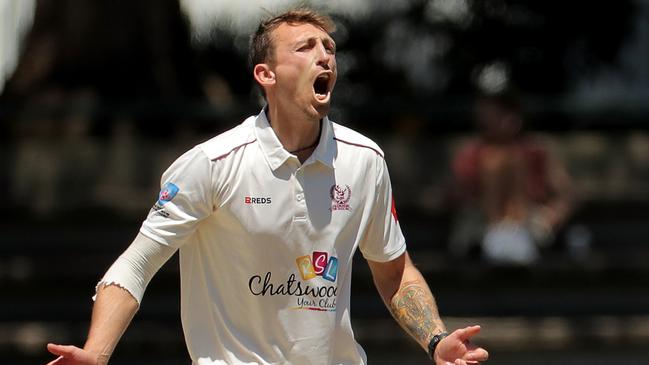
[140,110,406,365]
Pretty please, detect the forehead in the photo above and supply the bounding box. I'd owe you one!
[272,22,334,46]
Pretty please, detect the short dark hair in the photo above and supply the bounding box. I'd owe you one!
[248,8,336,70]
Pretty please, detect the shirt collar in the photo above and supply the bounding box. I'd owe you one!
[254,108,335,171]
[310,115,335,169]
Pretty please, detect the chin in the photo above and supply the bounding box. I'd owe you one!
[312,104,330,119]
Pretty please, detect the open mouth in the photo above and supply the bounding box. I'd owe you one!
[313,73,331,100]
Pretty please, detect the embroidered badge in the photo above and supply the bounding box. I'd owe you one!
[330,184,351,211]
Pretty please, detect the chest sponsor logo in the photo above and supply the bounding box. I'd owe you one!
[248,251,339,312]
[245,196,272,204]
[330,184,351,211]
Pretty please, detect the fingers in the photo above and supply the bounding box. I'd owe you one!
[46,343,79,364]
[466,347,489,362]
[439,326,487,365]
[46,356,65,365]
[455,325,481,341]
[454,359,480,365]
[47,343,81,357]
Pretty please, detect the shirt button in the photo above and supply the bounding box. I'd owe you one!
[296,194,304,201]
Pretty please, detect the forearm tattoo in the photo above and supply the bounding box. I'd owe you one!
[389,281,445,346]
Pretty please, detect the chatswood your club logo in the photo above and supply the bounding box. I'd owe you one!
[247,251,339,312]
[330,184,351,211]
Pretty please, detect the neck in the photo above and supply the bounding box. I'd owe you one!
[266,104,322,154]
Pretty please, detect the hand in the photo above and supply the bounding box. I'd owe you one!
[46,343,108,365]
[434,325,489,365]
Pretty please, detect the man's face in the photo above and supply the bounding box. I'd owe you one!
[268,22,337,119]
[475,100,521,142]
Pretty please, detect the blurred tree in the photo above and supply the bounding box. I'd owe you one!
[2,0,203,101]
[0,0,637,124]
[340,0,636,99]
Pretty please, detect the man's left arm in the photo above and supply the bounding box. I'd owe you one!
[367,252,489,364]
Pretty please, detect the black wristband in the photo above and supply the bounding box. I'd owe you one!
[427,332,449,360]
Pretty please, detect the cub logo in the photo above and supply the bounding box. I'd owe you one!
[330,184,351,211]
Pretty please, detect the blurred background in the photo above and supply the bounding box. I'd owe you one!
[1,0,648,364]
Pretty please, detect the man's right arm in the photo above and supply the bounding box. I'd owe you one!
[46,234,176,365]
[47,284,139,365]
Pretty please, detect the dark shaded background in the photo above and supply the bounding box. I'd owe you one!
[1,0,648,364]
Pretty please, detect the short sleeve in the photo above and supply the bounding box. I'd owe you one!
[140,146,214,248]
[359,158,407,262]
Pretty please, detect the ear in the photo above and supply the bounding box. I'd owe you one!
[253,64,276,89]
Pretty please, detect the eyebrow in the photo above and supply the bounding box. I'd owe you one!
[295,36,336,49]
[324,38,336,49]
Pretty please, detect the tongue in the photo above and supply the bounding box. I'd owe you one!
[315,91,328,100]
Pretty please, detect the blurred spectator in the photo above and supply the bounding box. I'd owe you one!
[10,89,99,216]
[384,114,449,214]
[11,112,60,216]
[449,90,575,265]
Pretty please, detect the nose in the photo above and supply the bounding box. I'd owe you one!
[316,42,331,70]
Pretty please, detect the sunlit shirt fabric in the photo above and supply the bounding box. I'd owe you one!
[140,110,406,365]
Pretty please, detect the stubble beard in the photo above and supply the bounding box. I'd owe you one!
[313,103,330,120]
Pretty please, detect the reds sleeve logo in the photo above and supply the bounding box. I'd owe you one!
[330,184,351,211]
